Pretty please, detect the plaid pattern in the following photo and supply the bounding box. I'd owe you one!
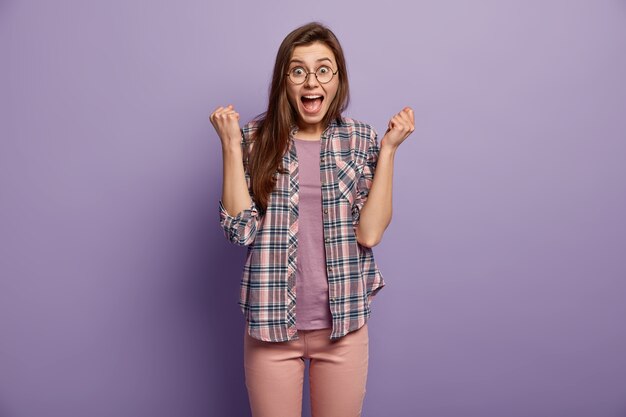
[219,117,386,342]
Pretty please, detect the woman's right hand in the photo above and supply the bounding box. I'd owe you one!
[209,104,242,150]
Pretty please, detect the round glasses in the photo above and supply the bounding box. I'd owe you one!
[285,65,338,85]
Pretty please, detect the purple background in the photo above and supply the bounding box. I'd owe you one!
[1,1,626,416]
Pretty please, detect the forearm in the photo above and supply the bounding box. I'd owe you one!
[355,144,397,247]
[221,144,253,217]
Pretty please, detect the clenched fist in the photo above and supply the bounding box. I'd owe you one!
[209,104,242,150]
[381,107,415,149]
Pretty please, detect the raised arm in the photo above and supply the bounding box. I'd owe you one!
[210,105,260,246]
[355,107,415,247]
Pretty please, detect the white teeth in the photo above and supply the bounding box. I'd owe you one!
[303,95,322,99]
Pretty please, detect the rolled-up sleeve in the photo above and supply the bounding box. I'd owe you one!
[219,198,260,246]
[352,127,379,226]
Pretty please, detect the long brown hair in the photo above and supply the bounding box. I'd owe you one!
[248,22,350,214]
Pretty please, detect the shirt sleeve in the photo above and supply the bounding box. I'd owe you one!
[352,126,380,226]
[218,128,262,246]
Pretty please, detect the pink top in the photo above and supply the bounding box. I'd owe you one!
[293,137,333,330]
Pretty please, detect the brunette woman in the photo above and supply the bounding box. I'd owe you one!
[210,21,414,417]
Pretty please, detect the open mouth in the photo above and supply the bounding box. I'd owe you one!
[300,95,324,114]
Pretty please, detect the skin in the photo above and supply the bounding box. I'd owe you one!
[285,42,339,140]
[210,104,252,230]
[210,43,415,248]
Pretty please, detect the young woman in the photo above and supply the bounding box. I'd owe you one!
[210,22,414,417]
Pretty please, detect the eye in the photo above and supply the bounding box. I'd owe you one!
[291,67,305,76]
[318,66,331,74]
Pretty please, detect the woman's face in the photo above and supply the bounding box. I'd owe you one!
[285,42,339,136]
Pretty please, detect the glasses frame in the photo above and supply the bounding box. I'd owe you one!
[285,65,339,85]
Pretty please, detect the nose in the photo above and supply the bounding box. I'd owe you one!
[304,71,319,88]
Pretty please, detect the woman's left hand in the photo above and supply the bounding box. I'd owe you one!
[381,107,415,149]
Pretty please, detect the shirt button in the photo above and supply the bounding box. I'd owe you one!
[327,266,333,272]
[324,209,328,214]
[325,237,330,243]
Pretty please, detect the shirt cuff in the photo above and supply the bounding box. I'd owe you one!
[219,199,259,244]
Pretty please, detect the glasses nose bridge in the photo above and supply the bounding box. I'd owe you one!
[303,70,320,86]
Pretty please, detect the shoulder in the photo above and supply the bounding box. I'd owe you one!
[242,119,261,142]
[241,119,265,157]
[335,116,377,143]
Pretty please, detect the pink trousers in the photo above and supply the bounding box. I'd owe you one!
[243,323,369,417]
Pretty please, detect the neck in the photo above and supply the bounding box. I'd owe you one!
[296,126,322,138]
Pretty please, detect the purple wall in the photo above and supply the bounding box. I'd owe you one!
[1,1,625,416]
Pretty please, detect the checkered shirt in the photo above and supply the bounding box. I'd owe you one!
[219,117,386,342]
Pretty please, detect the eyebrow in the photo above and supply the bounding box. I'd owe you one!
[289,57,333,65]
